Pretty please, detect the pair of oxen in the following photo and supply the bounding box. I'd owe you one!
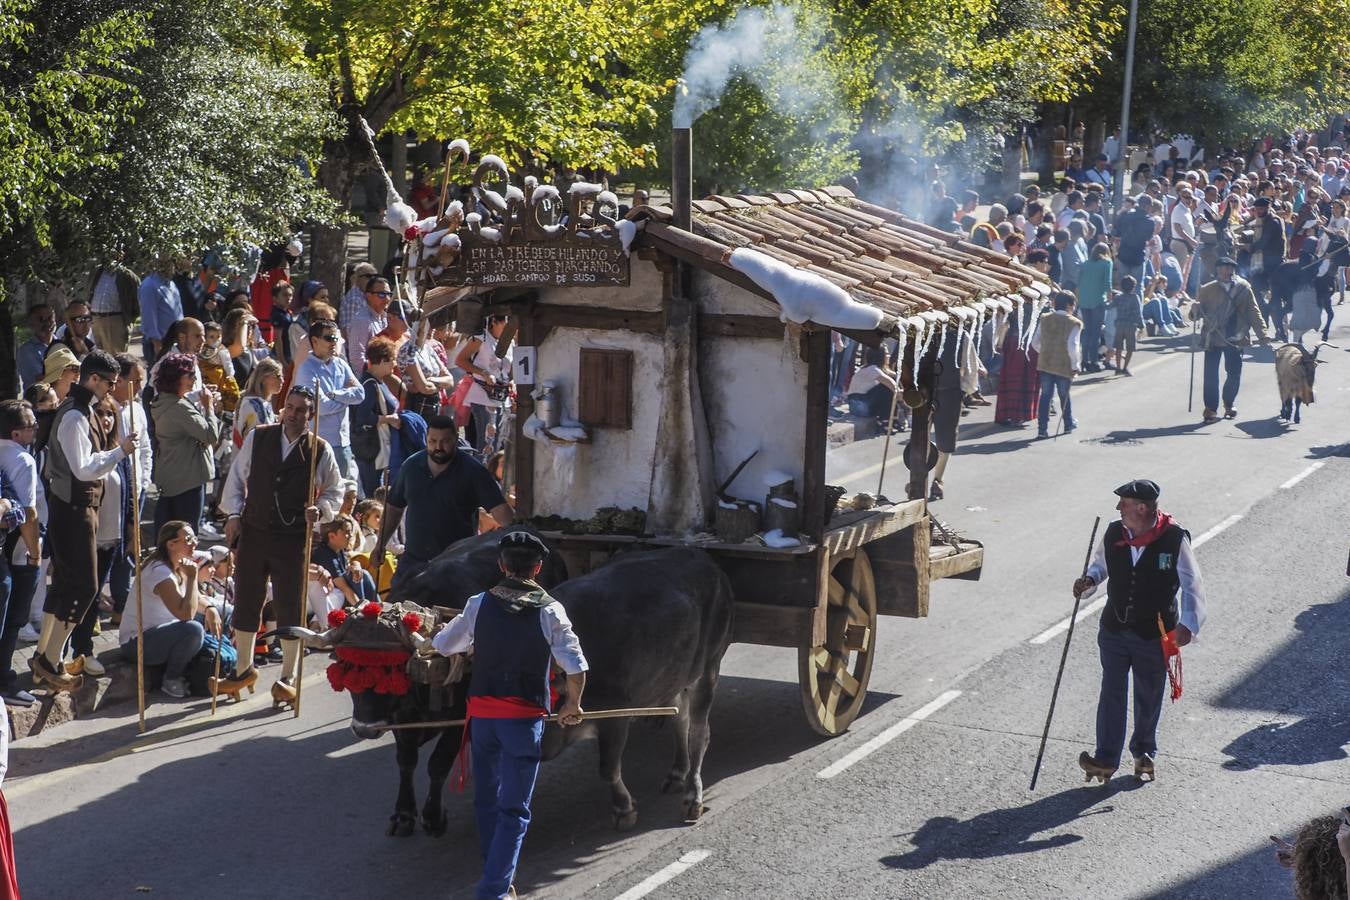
[286,538,732,837]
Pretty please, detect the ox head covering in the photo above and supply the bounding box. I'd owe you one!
[1113,479,1161,504]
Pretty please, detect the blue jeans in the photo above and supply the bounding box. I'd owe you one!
[155,484,205,538]
[0,563,39,693]
[1202,347,1243,412]
[1095,625,1166,767]
[332,444,356,485]
[472,716,544,900]
[1078,305,1105,368]
[121,619,205,680]
[1036,373,1074,435]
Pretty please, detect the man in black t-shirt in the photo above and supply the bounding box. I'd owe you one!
[1115,195,1158,288]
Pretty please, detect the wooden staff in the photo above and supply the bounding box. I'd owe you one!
[122,378,146,734]
[293,377,322,718]
[1029,515,1101,791]
[372,706,680,733]
[210,630,222,716]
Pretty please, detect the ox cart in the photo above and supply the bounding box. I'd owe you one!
[407,133,1047,737]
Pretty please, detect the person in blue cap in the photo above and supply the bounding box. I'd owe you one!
[432,528,588,900]
[1071,479,1207,783]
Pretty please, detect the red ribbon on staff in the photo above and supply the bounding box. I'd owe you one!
[1157,614,1183,702]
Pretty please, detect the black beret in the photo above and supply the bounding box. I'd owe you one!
[1215,256,1238,267]
[1114,479,1161,503]
[499,528,549,557]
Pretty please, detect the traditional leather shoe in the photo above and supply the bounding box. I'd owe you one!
[1134,755,1156,781]
[30,654,81,692]
[1202,408,1220,423]
[271,678,297,710]
[927,479,944,502]
[67,655,106,677]
[1078,751,1116,785]
[1223,406,1237,419]
[209,666,258,702]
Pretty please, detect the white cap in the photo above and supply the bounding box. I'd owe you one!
[286,238,303,257]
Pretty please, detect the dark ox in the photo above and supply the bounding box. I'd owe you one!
[287,532,568,837]
[1275,342,1332,424]
[541,547,733,828]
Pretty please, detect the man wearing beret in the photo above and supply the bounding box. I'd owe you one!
[1072,480,1206,782]
[1188,256,1269,422]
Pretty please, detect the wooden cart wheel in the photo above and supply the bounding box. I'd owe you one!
[798,549,878,737]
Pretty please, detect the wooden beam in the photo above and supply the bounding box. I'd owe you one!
[802,329,831,542]
[699,314,785,339]
[533,305,665,334]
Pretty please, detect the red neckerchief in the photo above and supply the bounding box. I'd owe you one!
[1114,511,1175,548]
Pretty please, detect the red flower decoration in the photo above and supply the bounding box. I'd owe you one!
[361,601,383,619]
[401,612,423,633]
[327,609,348,628]
[403,225,421,241]
[326,662,346,692]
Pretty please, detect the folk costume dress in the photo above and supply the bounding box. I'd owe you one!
[994,302,1040,425]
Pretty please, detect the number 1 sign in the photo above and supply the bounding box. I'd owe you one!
[513,346,537,386]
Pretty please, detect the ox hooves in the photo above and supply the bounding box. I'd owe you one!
[612,808,639,831]
[422,809,448,837]
[388,813,417,837]
[682,801,706,825]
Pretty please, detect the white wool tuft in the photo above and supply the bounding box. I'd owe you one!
[617,219,637,254]
[479,154,508,173]
[480,227,503,243]
[761,529,801,548]
[447,138,471,159]
[422,226,451,247]
[727,247,883,331]
[466,212,482,225]
[441,234,461,251]
[567,181,605,195]
[597,190,619,207]
[443,200,464,221]
[505,184,524,203]
[384,202,417,235]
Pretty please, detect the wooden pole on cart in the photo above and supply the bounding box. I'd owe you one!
[875,351,905,499]
[1029,515,1101,791]
[293,377,322,718]
[122,377,147,734]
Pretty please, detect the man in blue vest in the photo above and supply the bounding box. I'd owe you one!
[432,529,587,900]
[1072,479,1207,783]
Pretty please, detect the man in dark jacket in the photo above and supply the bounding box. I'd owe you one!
[1237,196,1287,328]
[1115,195,1158,289]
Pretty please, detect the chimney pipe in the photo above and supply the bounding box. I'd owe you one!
[673,126,692,232]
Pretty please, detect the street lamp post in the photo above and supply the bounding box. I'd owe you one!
[1114,0,1140,213]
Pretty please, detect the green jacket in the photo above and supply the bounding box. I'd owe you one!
[150,393,220,496]
[1076,257,1113,309]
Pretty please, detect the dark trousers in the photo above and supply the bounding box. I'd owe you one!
[356,458,384,499]
[69,542,132,657]
[1095,625,1167,767]
[472,716,544,900]
[0,564,39,692]
[1202,346,1244,412]
[1249,270,1273,325]
[233,528,307,633]
[154,484,205,538]
[1079,305,1106,368]
[44,498,99,624]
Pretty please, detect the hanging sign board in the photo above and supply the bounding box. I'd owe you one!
[513,346,537,386]
[449,233,629,288]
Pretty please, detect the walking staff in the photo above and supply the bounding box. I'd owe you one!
[1073,480,1206,784]
[292,377,322,718]
[1029,516,1099,791]
[121,372,147,732]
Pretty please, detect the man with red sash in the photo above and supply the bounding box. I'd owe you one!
[432,530,587,900]
[1072,479,1207,783]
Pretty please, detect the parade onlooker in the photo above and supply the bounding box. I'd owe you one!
[400,317,456,420]
[1189,256,1270,422]
[86,263,139,354]
[845,346,901,429]
[233,357,282,448]
[223,307,262,387]
[340,262,378,330]
[197,322,240,414]
[346,276,392,374]
[1076,243,1113,372]
[0,401,41,707]
[137,261,184,362]
[1033,291,1082,438]
[249,240,299,344]
[18,305,56,391]
[1111,275,1144,376]
[288,298,340,376]
[109,354,150,625]
[1277,811,1350,900]
[294,318,365,484]
[150,353,221,538]
[50,300,98,359]
[455,315,515,454]
[1143,275,1184,336]
[352,337,400,498]
[119,521,216,699]
[42,346,81,402]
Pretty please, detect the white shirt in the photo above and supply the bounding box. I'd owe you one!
[1170,204,1196,243]
[1030,310,1083,373]
[119,401,151,493]
[119,561,183,644]
[432,591,589,675]
[847,365,896,396]
[1084,522,1207,636]
[96,464,124,547]
[220,425,344,522]
[465,334,513,408]
[54,403,126,483]
[0,439,38,512]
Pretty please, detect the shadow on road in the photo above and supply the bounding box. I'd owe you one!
[1084,421,1209,445]
[880,782,1137,869]
[1145,842,1294,900]
[1307,443,1350,459]
[1233,418,1289,439]
[1215,590,1350,770]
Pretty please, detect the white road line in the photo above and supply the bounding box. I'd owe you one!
[1029,596,1105,645]
[1028,512,1244,646]
[1192,513,1242,548]
[816,690,962,780]
[1280,461,1325,490]
[614,850,712,900]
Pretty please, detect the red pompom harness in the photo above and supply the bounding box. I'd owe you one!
[326,646,412,696]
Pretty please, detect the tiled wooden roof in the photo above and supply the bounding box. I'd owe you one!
[635,185,1048,334]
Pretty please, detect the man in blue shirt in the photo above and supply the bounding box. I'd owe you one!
[17,305,56,391]
[137,265,183,361]
[374,414,512,590]
[292,317,365,484]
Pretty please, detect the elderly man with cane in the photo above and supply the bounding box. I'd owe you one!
[1073,480,1206,784]
[1189,256,1270,422]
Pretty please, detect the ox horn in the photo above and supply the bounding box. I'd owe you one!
[268,625,341,650]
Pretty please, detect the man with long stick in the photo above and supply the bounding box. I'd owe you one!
[1072,480,1206,783]
[213,385,342,708]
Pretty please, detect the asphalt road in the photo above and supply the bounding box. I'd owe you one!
[8,321,1349,900]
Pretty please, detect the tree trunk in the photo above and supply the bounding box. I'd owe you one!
[313,137,360,300]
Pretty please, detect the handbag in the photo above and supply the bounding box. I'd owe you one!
[351,378,385,462]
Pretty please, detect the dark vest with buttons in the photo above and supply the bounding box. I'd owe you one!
[47,383,111,508]
[1102,521,1189,639]
[242,424,328,536]
[468,592,553,711]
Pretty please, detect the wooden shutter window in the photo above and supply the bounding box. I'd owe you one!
[577,349,633,429]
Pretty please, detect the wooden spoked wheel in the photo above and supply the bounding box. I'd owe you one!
[798,549,878,737]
